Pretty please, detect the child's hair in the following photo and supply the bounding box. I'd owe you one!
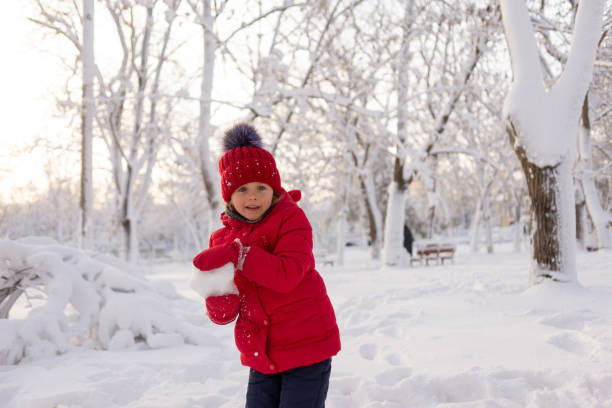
[218,123,282,202]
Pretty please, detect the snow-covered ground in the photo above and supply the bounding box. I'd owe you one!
[2,244,612,407]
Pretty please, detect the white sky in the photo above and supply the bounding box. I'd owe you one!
[0,2,250,205]
[0,2,69,202]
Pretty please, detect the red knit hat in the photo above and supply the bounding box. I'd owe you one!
[219,123,282,202]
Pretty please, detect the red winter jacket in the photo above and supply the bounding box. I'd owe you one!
[196,189,341,374]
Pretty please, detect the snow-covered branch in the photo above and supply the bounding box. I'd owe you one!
[429,146,501,171]
[221,2,307,46]
[502,0,605,167]
[0,238,214,365]
[29,0,81,51]
[594,59,612,68]
[552,0,605,114]
[499,1,545,90]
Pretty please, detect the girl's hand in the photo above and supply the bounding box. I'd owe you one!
[193,242,238,271]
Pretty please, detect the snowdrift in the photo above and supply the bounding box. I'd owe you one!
[0,238,214,364]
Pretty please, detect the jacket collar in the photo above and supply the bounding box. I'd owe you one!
[225,202,277,224]
[220,189,301,229]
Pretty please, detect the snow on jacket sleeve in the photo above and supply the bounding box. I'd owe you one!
[240,207,314,293]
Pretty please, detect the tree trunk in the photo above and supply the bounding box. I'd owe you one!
[336,208,346,267]
[335,160,352,267]
[426,206,436,239]
[508,124,576,284]
[513,189,523,253]
[360,171,382,260]
[120,182,134,262]
[578,94,611,249]
[197,0,222,230]
[482,190,494,254]
[424,157,438,239]
[575,186,586,249]
[470,200,482,252]
[122,216,139,263]
[80,0,94,248]
[473,161,494,253]
[383,179,406,266]
[525,164,560,272]
[500,0,604,285]
[382,0,413,266]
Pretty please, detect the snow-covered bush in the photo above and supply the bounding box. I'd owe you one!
[0,237,212,365]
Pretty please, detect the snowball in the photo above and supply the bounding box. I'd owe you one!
[189,263,238,298]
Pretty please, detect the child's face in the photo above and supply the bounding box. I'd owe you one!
[230,182,274,221]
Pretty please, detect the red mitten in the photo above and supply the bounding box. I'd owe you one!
[205,294,239,325]
[193,243,238,271]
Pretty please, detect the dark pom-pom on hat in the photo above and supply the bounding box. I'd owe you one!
[218,122,282,201]
[223,123,264,152]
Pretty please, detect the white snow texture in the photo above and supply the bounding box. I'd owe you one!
[3,244,612,407]
[189,262,238,298]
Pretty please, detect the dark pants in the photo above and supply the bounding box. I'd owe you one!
[245,358,332,408]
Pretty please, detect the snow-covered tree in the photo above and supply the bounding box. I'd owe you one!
[31,0,185,262]
[532,2,612,250]
[179,1,306,237]
[94,0,182,262]
[500,0,605,284]
[80,0,95,248]
[29,0,95,248]
[17,0,611,268]
[186,0,220,230]
[308,1,395,260]
[230,0,387,257]
[578,93,612,249]
[381,1,500,257]
[383,0,416,266]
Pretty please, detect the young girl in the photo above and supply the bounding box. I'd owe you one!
[190,123,341,408]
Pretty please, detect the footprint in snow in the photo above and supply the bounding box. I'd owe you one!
[539,310,596,331]
[331,376,362,396]
[359,343,378,360]
[384,352,407,366]
[547,331,599,356]
[375,366,413,386]
[375,325,402,338]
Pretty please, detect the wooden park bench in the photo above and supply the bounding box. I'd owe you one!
[410,242,456,266]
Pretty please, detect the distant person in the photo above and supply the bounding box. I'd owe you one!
[403,222,414,256]
[190,123,340,408]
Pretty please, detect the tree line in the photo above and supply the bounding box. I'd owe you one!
[3,0,611,285]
